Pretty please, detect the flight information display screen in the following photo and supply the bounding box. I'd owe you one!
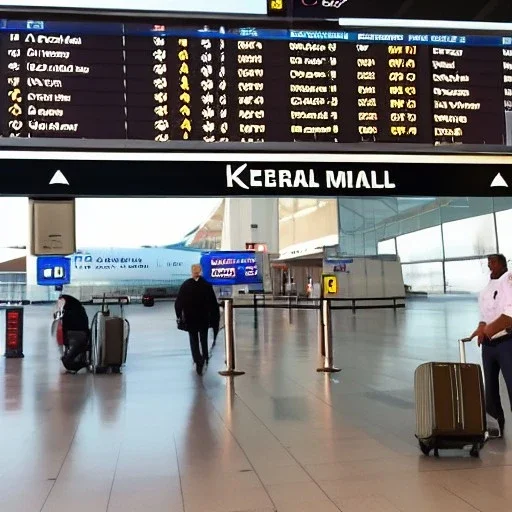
[1,19,511,145]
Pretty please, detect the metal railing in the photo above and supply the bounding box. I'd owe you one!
[229,294,405,324]
[217,293,404,377]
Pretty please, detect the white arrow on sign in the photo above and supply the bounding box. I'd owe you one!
[490,173,508,188]
[49,170,69,186]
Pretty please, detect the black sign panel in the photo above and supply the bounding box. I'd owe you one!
[2,29,126,139]
[505,48,512,111]
[0,152,511,197]
[431,46,505,144]
[291,0,511,22]
[292,0,404,20]
[0,19,511,146]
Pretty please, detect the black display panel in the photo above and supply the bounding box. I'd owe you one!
[431,46,505,144]
[0,151,511,197]
[0,19,511,146]
[504,47,512,112]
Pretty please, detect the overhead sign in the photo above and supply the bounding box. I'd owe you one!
[0,0,267,14]
[200,251,262,286]
[326,258,353,273]
[291,0,511,22]
[322,274,337,295]
[0,151,510,197]
[0,18,511,145]
[36,256,71,286]
[293,0,350,18]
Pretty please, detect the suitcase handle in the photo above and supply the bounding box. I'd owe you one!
[459,337,473,364]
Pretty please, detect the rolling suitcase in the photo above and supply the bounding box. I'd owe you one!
[94,313,129,374]
[414,338,487,457]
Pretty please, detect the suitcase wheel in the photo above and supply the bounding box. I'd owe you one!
[470,445,480,458]
[419,441,431,456]
[112,366,122,374]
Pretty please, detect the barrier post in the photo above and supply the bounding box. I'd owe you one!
[219,299,245,377]
[317,303,325,358]
[253,294,258,322]
[4,307,24,359]
[316,299,340,373]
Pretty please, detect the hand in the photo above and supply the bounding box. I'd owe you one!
[482,324,494,342]
[470,328,486,347]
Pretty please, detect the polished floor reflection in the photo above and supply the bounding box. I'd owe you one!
[1,296,511,512]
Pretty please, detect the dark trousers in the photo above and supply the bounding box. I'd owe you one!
[482,341,512,421]
[62,330,89,372]
[188,329,209,366]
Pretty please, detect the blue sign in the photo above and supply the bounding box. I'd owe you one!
[36,256,71,286]
[200,251,262,286]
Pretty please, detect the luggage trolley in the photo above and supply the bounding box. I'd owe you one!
[90,295,130,374]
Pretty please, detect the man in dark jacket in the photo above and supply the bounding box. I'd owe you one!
[175,264,220,375]
[59,294,90,373]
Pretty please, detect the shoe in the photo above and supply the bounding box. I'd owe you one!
[196,362,204,376]
[488,418,505,439]
[498,417,505,438]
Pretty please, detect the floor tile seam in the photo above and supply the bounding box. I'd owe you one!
[218,386,343,512]
[199,380,279,512]
[105,437,124,512]
[173,433,186,512]
[38,377,95,512]
[438,481,485,512]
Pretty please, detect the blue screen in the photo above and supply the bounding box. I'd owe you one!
[36,256,71,286]
[200,251,262,286]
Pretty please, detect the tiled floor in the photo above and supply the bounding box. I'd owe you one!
[1,296,511,512]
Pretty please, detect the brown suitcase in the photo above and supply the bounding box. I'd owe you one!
[414,339,487,457]
[103,317,126,365]
[95,316,128,373]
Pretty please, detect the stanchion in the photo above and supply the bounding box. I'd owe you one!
[219,299,245,377]
[253,294,259,329]
[316,299,340,373]
[4,307,24,358]
[318,303,325,358]
[253,294,258,321]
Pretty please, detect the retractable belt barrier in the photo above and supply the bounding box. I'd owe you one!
[316,299,340,373]
[218,299,245,377]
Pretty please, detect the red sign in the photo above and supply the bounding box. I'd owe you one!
[4,308,24,358]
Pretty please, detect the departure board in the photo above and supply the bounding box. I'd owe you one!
[505,47,512,112]
[1,19,511,146]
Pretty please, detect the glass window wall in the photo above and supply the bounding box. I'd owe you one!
[338,197,512,294]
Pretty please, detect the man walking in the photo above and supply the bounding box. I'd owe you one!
[175,264,220,375]
[470,254,512,437]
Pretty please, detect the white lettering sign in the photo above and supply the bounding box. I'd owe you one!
[225,164,396,190]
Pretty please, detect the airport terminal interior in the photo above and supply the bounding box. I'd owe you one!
[2,193,512,512]
[2,0,512,510]
[2,298,512,512]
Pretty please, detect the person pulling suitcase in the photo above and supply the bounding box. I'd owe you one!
[468,254,512,438]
